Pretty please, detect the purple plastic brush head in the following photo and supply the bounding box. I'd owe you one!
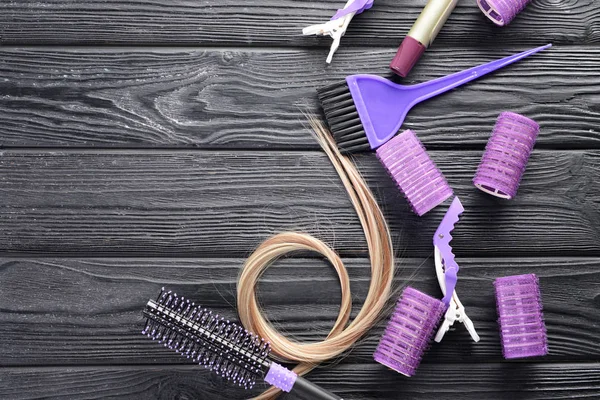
[495,274,548,359]
[376,130,453,216]
[142,288,273,390]
[433,197,464,306]
[374,287,446,377]
[331,0,374,20]
[473,112,539,200]
[477,0,533,26]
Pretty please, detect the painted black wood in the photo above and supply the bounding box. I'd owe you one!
[1,363,599,400]
[1,0,599,398]
[0,150,598,257]
[0,0,597,46]
[0,47,598,149]
[0,257,598,368]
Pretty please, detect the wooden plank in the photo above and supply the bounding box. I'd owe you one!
[0,257,598,366]
[1,363,599,399]
[1,46,598,149]
[0,149,598,257]
[0,1,597,46]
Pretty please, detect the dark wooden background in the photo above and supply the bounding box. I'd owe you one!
[1,1,599,399]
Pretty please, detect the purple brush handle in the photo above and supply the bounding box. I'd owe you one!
[473,112,539,199]
[477,0,532,26]
[374,287,445,377]
[331,0,374,20]
[346,44,551,150]
[376,130,453,216]
[495,274,548,359]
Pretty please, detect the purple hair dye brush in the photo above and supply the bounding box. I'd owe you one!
[142,288,343,400]
[495,274,548,359]
[433,196,479,342]
[373,287,446,377]
[318,44,551,154]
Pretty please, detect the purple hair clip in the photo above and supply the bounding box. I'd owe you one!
[433,197,479,342]
[374,287,446,377]
[495,274,548,359]
[303,0,374,64]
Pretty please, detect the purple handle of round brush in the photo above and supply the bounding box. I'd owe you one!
[264,363,297,392]
[374,287,445,377]
[495,274,548,359]
[376,130,453,216]
[477,0,532,26]
[473,112,539,200]
[331,0,374,20]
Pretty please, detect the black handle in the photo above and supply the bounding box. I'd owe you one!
[290,376,343,400]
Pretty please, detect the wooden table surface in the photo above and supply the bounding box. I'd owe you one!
[1,1,599,399]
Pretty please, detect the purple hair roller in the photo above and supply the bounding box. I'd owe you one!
[374,287,446,377]
[477,0,533,26]
[376,130,453,216]
[495,274,548,359]
[473,112,539,199]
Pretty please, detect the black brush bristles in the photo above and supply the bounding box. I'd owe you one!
[317,81,371,154]
[142,288,271,389]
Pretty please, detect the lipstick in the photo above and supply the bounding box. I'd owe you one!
[390,0,458,77]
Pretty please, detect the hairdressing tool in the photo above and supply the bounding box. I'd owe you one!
[318,44,551,154]
[142,288,343,400]
[376,129,453,216]
[473,112,539,199]
[390,0,458,77]
[433,196,479,342]
[495,274,548,359]
[303,0,374,64]
[477,0,532,26]
[374,286,445,376]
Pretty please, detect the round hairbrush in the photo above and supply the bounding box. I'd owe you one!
[477,0,533,26]
[142,288,342,399]
[473,112,539,199]
[373,287,446,376]
[376,129,453,216]
[495,274,548,359]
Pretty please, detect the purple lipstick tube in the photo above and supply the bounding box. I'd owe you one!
[473,112,539,199]
[376,130,453,216]
[495,273,548,359]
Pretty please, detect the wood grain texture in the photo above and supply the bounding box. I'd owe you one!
[1,363,600,400]
[1,46,599,149]
[0,0,598,46]
[0,149,598,257]
[0,257,598,366]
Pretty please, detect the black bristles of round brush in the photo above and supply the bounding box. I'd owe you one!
[317,81,371,154]
[142,288,271,390]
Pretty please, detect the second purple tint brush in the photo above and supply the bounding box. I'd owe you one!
[317,44,551,154]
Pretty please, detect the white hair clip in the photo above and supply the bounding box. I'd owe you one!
[302,0,374,64]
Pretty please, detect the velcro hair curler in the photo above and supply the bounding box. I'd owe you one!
[373,286,446,377]
[473,112,539,199]
[477,0,533,26]
[494,274,548,359]
[376,129,453,216]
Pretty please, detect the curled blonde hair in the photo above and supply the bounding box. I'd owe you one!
[237,118,395,399]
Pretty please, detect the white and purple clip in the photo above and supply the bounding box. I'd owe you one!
[302,0,374,63]
[433,197,480,343]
